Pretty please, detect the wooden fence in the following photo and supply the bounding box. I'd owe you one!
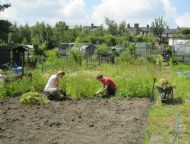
[173,55,190,64]
[97,56,115,64]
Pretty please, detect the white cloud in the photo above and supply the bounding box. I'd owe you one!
[0,0,87,26]
[91,0,167,26]
[160,0,176,18]
[0,0,190,27]
[175,13,190,27]
[60,0,85,17]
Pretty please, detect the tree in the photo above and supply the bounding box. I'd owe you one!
[0,3,11,44]
[105,18,118,35]
[0,4,10,11]
[174,28,190,39]
[0,20,12,43]
[151,16,167,44]
[118,20,129,36]
[181,28,190,35]
[53,21,69,45]
[95,44,109,56]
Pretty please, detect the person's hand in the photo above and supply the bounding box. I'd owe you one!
[95,91,99,94]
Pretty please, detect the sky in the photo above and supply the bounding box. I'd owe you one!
[0,0,190,28]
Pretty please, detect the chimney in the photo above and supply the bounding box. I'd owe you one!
[91,23,94,29]
[134,23,139,36]
[127,23,130,28]
[134,23,139,28]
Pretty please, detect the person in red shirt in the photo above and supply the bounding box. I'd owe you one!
[96,73,116,96]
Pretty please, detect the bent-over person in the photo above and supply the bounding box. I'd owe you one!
[44,71,67,100]
[96,73,116,97]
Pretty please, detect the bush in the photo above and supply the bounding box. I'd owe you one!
[95,44,109,56]
[147,55,157,64]
[19,92,49,105]
[69,49,84,65]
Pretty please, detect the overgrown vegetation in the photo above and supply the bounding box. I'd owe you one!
[173,28,190,39]
[1,9,190,143]
[144,65,190,144]
[20,91,49,105]
[0,50,157,101]
[0,41,190,144]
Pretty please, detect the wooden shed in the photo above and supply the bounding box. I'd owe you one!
[80,44,96,58]
[0,44,29,69]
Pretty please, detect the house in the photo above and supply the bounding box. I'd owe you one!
[0,44,29,68]
[162,27,178,42]
[83,23,100,30]
[128,23,151,36]
[80,44,96,58]
[128,23,178,42]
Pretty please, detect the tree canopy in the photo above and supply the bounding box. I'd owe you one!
[150,16,167,43]
[0,3,11,43]
[0,4,10,11]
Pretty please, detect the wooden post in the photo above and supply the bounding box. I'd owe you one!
[22,51,24,76]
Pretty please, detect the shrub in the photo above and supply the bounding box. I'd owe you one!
[19,92,49,105]
[69,49,84,65]
[147,55,157,64]
[95,44,109,56]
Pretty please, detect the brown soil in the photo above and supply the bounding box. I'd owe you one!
[0,97,150,144]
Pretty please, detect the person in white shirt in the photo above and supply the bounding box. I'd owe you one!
[44,71,66,100]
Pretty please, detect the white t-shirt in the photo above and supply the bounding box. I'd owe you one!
[44,74,59,92]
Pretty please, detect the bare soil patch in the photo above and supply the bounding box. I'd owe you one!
[0,97,150,144]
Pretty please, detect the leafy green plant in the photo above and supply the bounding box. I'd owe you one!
[156,55,164,70]
[19,91,49,105]
[95,44,109,56]
[69,49,84,65]
[147,55,157,64]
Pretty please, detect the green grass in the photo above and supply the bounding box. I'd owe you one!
[0,55,157,100]
[144,65,190,144]
[2,51,190,143]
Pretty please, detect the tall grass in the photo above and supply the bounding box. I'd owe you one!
[0,70,47,100]
[96,63,156,98]
[61,71,100,99]
[144,64,190,144]
[0,51,157,100]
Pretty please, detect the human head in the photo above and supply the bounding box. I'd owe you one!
[96,73,103,80]
[57,71,65,78]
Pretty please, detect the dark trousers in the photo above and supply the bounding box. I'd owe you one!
[107,86,116,96]
[45,90,67,101]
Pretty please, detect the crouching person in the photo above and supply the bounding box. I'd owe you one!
[96,73,116,97]
[44,71,68,101]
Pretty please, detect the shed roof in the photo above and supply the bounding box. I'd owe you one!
[0,44,29,51]
[80,44,96,50]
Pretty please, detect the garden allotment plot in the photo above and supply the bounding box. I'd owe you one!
[1,97,150,144]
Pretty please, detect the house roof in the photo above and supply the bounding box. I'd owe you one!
[0,44,29,51]
[163,29,177,34]
[139,27,150,32]
[128,23,179,35]
[80,44,96,50]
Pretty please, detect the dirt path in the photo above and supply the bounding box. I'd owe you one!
[0,97,150,144]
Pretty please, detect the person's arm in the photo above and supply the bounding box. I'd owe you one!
[103,85,108,91]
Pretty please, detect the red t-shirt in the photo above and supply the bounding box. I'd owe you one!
[100,77,116,89]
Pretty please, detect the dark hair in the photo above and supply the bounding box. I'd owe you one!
[96,73,103,79]
[57,71,65,76]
